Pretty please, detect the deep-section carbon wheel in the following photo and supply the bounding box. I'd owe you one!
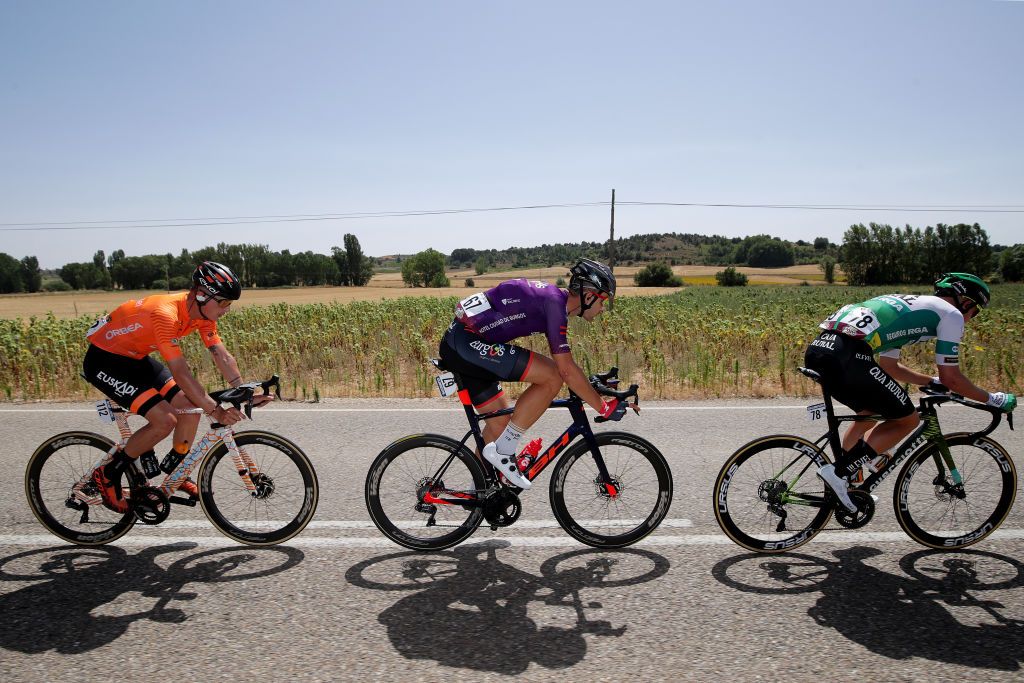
[713,435,832,553]
[198,430,318,546]
[549,431,673,548]
[365,434,486,551]
[893,434,1016,549]
[25,431,135,545]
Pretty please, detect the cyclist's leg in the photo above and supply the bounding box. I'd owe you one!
[504,352,561,432]
[166,386,199,456]
[82,347,178,508]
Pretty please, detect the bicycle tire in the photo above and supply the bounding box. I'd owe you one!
[713,435,832,553]
[893,433,1017,550]
[365,434,486,551]
[549,431,673,548]
[24,431,136,545]
[197,430,319,546]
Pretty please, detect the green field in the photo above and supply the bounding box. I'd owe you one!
[1,285,1021,401]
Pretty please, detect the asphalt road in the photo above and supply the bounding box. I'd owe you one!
[2,398,1023,682]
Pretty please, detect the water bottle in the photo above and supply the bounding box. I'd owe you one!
[517,438,543,472]
[867,452,891,474]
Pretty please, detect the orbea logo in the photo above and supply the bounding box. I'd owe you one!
[105,322,143,339]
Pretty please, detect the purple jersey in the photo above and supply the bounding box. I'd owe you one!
[456,279,570,354]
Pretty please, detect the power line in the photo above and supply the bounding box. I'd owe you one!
[2,200,1022,232]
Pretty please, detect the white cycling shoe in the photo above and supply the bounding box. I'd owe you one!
[482,443,532,490]
[817,464,857,513]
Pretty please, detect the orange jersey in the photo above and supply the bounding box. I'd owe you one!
[86,292,223,361]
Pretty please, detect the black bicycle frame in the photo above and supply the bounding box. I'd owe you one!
[806,389,990,501]
[423,393,615,509]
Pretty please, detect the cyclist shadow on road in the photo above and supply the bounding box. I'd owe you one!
[0,543,304,655]
[346,539,671,675]
[712,546,1024,671]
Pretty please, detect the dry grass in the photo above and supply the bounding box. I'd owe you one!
[1,264,830,320]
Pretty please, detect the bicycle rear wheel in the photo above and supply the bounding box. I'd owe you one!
[713,435,832,553]
[893,434,1016,549]
[25,431,135,545]
[549,431,673,548]
[198,431,319,546]
[365,434,486,551]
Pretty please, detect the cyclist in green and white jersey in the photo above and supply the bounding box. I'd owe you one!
[804,272,1016,512]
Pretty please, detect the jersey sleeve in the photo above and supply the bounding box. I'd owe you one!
[197,321,223,349]
[544,294,570,355]
[151,303,186,361]
[934,308,965,366]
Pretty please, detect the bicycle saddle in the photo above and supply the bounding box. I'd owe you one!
[798,367,822,384]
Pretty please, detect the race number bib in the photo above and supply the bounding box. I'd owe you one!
[435,372,458,397]
[806,402,826,421]
[457,293,492,318]
[824,306,880,339]
[95,399,116,423]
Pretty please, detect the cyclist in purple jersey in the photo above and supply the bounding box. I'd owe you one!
[439,259,625,488]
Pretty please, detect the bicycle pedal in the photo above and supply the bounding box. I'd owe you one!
[169,496,198,507]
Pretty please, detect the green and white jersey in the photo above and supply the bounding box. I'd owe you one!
[819,294,965,366]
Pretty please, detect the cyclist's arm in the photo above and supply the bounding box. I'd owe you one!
[208,343,274,405]
[166,356,226,415]
[553,352,604,412]
[876,355,933,387]
[208,343,243,388]
[936,364,989,403]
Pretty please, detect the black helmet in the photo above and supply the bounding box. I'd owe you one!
[192,261,241,301]
[568,258,616,297]
[934,272,990,309]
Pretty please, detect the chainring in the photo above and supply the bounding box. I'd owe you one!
[833,489,875,529]
[132,486,171,525]
[481,488,522,527]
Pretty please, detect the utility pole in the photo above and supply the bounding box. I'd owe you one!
[608,188,616,310]
[608,188,616,271]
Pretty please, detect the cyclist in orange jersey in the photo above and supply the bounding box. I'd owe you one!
[82,261,270,512]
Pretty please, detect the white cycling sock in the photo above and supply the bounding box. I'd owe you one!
[494,421,526,456]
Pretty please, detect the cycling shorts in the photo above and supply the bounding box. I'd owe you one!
[83,345,181,417]
[438,320,535,407]
[803,332,914,419]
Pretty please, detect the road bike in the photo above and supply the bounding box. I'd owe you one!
[713,367,1016,553]
[26,376,318,546]
[365,365,673,550]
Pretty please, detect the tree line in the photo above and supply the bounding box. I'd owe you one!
[0,234,374,293]
[837,222,1004,286]
[2,223,1021,294]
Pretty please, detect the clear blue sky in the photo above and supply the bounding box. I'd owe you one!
[2,0,1021,268]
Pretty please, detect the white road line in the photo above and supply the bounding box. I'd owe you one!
[125,518,694,530]
[2,528,1022,548]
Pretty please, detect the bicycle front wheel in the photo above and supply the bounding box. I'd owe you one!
[197,431,319,546]
[713,435,832,553]
[25,431,135,545]
[893,434,1016,549]
[365,434,486,551]
[549,431,673,548]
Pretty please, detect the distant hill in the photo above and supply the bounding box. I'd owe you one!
[378,232,839,269]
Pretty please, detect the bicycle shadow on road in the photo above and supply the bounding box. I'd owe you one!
[0,543,304,655]
[712,546,1024,671]
[346,539,671,675]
